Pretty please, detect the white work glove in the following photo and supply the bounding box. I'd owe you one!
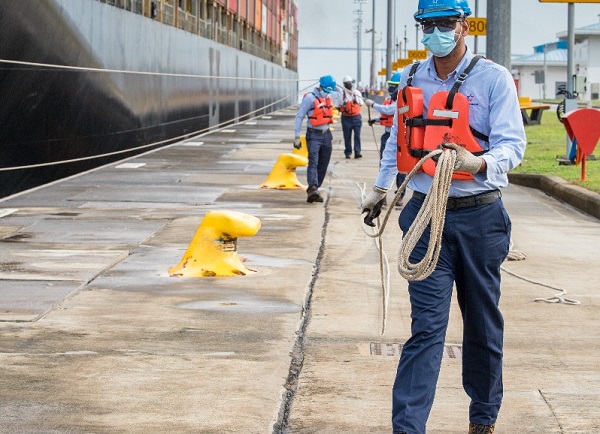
[442,143,483,174]
[361,186,387,214]
[293,137,302,149]
[365,98,375,107]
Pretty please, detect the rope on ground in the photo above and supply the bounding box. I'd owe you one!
[500,265,581,305]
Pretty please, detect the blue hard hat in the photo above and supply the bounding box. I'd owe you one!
[414,0,471,22]
[319,75,337,93]
[387,72,402,85]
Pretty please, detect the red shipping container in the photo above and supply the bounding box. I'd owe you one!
[228,0,237,14]
[239,0,247,20]
[248,0,255,26]
[255,0,262,30]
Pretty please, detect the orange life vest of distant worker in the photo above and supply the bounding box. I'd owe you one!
[379,98,394,128]
[308,94,334,126]
[340,91,362,116]
[396,56,489,181]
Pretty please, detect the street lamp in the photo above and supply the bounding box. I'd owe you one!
[354,0,368,84]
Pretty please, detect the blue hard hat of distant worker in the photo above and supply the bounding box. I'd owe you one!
[319,75,337,93]
[387,72,402,85]
[414,0,472,22]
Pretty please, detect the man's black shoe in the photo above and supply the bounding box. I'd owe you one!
[354,153,362,159]
[345,154,351,159]
[306,186,323,203]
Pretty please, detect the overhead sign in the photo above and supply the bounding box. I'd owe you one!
[408,49,428,60]
[468,17,487,36]
[539,0,600,2]
[394,59,413,69]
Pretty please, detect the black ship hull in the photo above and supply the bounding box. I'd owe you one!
[0,0,298,198]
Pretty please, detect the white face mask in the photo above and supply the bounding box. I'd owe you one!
[421,27,460,57]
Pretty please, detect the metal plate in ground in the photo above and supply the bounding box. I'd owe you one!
[0,280,85,322]
[370,342,463,359]
[0,249,128,281]
[5,219,165,245]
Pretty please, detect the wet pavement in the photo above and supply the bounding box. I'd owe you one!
[0,107,599,433]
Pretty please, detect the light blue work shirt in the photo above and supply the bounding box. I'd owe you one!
[294,88,331,137]
[372,99,397,133]
[375,49,526,197]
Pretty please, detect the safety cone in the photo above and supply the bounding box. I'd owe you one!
[169,210,261,278]
[259,153,308,189]
[292,135,308,158]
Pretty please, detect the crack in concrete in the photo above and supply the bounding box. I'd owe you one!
[271,183,332,434]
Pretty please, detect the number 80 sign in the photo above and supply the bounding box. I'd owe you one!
[468,18,487,36]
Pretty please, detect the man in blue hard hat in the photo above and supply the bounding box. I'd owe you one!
[294,75,336,203]
[365,72,407,207]
[361,0,526,433]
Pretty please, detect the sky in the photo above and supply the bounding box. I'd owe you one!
[297,0,600,90]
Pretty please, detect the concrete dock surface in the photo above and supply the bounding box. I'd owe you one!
[0,107,599,433]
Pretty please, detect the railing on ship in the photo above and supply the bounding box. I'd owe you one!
[95,0,296,72]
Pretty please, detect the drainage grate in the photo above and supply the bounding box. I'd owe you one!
[369,342,463,359]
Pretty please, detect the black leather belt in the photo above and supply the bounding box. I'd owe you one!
[412,190,501,210]
[307,128,330,134]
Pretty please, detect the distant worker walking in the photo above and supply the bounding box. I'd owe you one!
[335,75,364,159]
[365,72,406,207]
[294,75,336,203]
[361,0,527,433]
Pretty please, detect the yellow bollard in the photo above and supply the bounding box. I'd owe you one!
[259,152,308,189]
[292,135,308,158]
[169,210,261,278]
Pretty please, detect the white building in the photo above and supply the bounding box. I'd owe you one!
[512,21,600,101]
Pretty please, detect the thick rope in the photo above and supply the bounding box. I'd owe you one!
[364,149,456,282]
[361,149,456,334]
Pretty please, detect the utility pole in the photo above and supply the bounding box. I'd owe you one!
[386,0,393,81]
[370,0,376,90]
[474,0,479,54]
[354,0,368,84]
[486,0,510,69]
[415,23,419,50]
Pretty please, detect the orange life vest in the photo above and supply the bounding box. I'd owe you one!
[308,94,334,126]
[379,98,394,127]
[341,91,362,116]
[396,56,489,181]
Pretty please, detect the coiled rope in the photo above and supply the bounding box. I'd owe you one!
[363,149,455,281]
[360,148,456,334]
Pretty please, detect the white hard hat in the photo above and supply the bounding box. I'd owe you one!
[343,75,355,83]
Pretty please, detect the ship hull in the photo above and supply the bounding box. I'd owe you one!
[0,0,298,197]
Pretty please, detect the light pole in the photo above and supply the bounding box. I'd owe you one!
[370,0,376,90]
[354,0,368,84]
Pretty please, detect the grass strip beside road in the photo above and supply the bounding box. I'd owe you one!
[512,109,600,195]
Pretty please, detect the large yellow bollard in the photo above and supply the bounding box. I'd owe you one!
[169,210,261,278]
[292,135,308,158]
[259,152,308,189]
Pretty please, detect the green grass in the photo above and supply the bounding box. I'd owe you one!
[512,109,600,195]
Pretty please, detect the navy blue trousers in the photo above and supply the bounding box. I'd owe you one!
[341,114,362,156]
[392,194,511,433]
[306,129,332,188]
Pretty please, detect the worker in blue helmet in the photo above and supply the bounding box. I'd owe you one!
[361,0,526,433]
[364,72,406,207]
[294,75,336,203]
